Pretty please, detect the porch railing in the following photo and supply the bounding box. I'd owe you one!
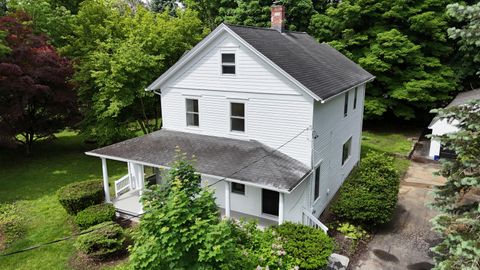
[114,174,130,197]
[302,209,328,233]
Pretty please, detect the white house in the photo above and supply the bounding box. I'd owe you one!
[428,88,480,160]
[86,4,374,229]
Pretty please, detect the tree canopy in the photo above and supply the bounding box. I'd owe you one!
[0,12,77,153]
[430,100,480,270]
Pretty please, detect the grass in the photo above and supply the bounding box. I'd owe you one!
[0,130,126,270]
[361,129,414,176]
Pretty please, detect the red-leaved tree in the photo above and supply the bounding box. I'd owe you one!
[0,13,78,154]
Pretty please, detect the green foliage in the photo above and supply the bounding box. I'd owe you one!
[308,0,462,119]
[332,151,400,227]
[74,221,125,260]
[66,1,207,145]
[0,203,24,249]
[129,152,240,269]
[57,180,104,215]
[336,222,367,241]
[430,100,480,270]
[275,222,334,270]
[6,0,75,48]
[149,0,177,15]
[447,2,480,86]
[74,203,116,230]
[0,30,10,57]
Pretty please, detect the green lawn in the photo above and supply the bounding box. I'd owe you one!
[0,131,126,270]
[361,129,414,176]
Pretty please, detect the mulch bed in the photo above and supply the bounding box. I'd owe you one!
[69,251,128,270]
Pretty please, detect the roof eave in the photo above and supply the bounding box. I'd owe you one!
[321,76,375,103]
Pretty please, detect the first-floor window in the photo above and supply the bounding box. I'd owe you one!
[314,165,320,201]
[231,182,245,195]
[342,137,352,165]
[230,102,245,132]
[186,99,199,127]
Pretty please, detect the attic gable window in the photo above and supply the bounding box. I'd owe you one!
[221,53,236,75]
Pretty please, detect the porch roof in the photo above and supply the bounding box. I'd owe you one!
[86,129,311,192]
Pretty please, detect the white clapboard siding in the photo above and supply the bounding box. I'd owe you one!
[161,32,313,165]
[310,84,365,215]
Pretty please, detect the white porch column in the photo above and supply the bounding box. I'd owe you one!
[101,158,111,203]
[278,192,284,225]
[224,181,231,218]
[138,164,145,195]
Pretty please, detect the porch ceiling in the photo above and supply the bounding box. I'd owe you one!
[86,129,310,191]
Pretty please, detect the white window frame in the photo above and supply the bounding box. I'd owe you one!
[229,101,246,134]
[342,137,352,166]
[313,161,322,204]
[185,98,199,128]
[353,87,358,110]
[231,182,246,196]
[220,51,236,76]
[344,91,349,117]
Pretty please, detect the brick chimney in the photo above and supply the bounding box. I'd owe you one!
[271,2,285,32]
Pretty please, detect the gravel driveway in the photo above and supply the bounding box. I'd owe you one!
[350,162,445,270]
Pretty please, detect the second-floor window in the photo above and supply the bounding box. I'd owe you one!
[353,87,358,110]
[344,92,349,117]
[230,102,245,132]
[186,99,199,127]
[221,53,235,75]
[314,165,321,201]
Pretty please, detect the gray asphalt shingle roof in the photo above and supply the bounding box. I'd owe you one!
[86,129,310,191]
[429,88,480,127]
[225,24,374,100]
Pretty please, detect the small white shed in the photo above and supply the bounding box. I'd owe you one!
[428,88,480,160]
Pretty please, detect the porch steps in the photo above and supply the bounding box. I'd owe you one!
[115,208,142,222]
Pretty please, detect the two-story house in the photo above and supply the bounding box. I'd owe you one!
[86,4,374,228]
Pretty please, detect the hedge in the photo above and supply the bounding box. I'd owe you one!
[0,203,24,250]
[74,221,125,260]
[57,180,104,215]
[74,204,116,230]
[331,151,400,227]
[275,222,334,270]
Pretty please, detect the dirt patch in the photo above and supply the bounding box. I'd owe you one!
[372,249,399,263]
[69,251,129,270]
[407,262,434,270]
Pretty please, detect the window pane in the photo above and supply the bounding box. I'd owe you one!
[314,166,320,200]
[344,92,349,117]
[186,99,198,113]
[222,53,235,63]
[231,118,245,132]
[342,137,351,165]
[187,113,199,126]
[231,103,244,117]
[231,183,245,195]
[222,65,235,74]
[353,88,358,109]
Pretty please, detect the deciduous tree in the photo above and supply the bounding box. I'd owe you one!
[0,13,77,153]
[430,100,480,270]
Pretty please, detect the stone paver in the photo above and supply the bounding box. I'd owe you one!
[351,162,445,270]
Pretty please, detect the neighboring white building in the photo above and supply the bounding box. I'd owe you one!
[428,88,480,160]
[86,4,374,229]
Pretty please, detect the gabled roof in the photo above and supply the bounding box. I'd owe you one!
[429,88,480,128]
[147,23,374,101]
[86,129,310,192]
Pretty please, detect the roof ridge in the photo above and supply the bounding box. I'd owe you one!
[223,22,309,35]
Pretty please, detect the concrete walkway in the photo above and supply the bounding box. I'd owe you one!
[351,162,445,270]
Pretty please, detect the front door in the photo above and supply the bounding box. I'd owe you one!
[262,189,279,216]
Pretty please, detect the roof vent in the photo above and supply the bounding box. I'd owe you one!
[271,1,285,32]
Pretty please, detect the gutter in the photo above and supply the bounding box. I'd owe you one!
[321,77,375,104]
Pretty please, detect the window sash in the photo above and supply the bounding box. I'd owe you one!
[222,53,236,74]
[344,92,349,117]
[342,137,352,165]
[353,87,358,109]
[186,99,199,126]
[230,103,245,132]
[314,166,320,200]
[231,182,245,195]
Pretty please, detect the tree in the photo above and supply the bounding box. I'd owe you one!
[129,150,241,269]
[446,2,480,89]
[6,0,75,48]
[308,0,465,120]
[0,13,77,153]
[430,100,480,270]
[149,0,177,15]
[66,0,207,145]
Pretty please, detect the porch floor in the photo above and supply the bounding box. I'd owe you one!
[113,189,143,215]
[112,190,278,227]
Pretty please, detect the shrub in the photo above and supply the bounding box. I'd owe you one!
[74,204,116,229]
[57,180,104,215]
[336,222,367,240]
[275,222,334,270]
[332,151,400,227]
[0,203,24,250]
[74,221,125,260]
